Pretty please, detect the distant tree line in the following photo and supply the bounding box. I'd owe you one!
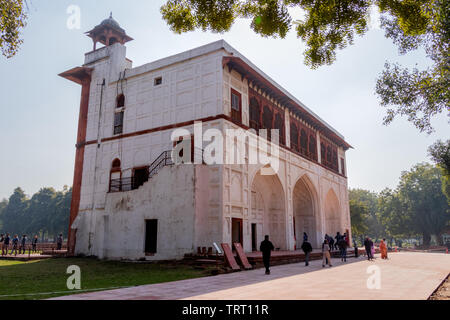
[0,186,71,241]
[350,162,450,247]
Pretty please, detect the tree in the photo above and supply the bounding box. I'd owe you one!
[0,186,71,239]
[161,0,449,133]
[397,163,449,245]
[1,187,29,235]
[0,198,8,230]
[26,187,58,238]
[375,0,449,134]
[0,0,27,58]
[349,198,369,244]
[428,139,450,202]
[377,188,411,243]
[349,188,384,240]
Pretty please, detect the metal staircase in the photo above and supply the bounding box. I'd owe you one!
[109,150,173,193]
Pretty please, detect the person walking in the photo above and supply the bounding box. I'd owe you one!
[260,235,275,275]
[345,232,350,247]
[335,232,342,251]
[338,237,348,262]
[328,236,335,252]
[301,240,313,266]
[380,239,388,259]
[10,235,19,256]
[57,234,63,250]
[322,239,332,267]
[364,237,373,261]
[19,235,27,254]
[2,234,10,256]
[32,235,38,253]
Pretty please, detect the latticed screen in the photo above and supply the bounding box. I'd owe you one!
[249,97,261,130]
[232,93,240,111]
[231,90,242,123]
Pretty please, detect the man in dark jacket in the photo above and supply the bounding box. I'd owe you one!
[260,235,274,275]
[338,238,348,262]
[301,240,313,266]
[2,234,10,256]
[19,235,27,254]
[32,235,38,253]
[57,234,63,250]
[364,237,373,260]
[10,235,19,256]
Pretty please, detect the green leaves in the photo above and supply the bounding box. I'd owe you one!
[376,0,449,134]
[0,187,71,238]
[349,198,369,237]
[294,0,371,68]
[428,140,450,202]
[161,0,449,133]
[161,0,237,34]
[350,163,449,245]
[0,0,27,58]
[395,163,449,243]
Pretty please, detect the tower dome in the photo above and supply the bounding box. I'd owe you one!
[100,13,124,33]
[86,13,133,51]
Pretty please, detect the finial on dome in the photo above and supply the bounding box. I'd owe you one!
[86,13,134,51]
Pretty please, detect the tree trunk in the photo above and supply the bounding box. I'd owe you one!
[423,233,431,247]
[436,233,444,246]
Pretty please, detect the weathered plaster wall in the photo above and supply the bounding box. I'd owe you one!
[74,164,196,260]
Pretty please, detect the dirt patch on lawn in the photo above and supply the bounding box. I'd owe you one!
[429,274,450,300]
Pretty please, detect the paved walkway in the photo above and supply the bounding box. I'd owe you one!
[52,252,450,300]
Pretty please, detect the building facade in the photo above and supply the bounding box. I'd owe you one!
[60,16,353,260]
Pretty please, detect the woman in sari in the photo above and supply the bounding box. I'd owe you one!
[380,239,388,259]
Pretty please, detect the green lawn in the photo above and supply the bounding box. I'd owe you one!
[0,258,210,300]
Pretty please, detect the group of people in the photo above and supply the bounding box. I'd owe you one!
[320,232,350,267]
[364,237,389,260]
[259,231,352,274]
[0,233,64,256]
[0,234,39,256]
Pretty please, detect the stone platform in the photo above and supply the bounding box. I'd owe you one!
[51,252,450,300]
[0,254,53,261]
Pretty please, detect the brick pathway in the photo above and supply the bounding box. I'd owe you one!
[51,252,450,300]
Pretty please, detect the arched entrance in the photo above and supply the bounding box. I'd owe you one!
[250,170,287,250]
[325,189,341,237]
[293,176,318,248]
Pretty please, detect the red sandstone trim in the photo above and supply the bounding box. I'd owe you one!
[82,114,346,179]
[60,69,93,255]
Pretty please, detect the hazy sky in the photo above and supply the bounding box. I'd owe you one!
[0,0,448,200]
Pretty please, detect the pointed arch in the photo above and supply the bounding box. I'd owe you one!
[250,167,287,250]
[116,94,125,108]
[109,158,122,192]
[324,188,342,237]
[293,174,320,248]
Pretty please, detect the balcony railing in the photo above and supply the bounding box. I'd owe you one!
[109,148,207,193]
[109,150,174,193]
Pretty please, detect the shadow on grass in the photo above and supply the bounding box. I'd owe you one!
[0,258,209,300]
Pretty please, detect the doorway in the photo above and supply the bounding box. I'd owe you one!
[145,219,158,255]
[232,218,243,247]
[133,167,149,190]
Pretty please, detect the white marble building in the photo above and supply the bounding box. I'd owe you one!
[60,16,352,260]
